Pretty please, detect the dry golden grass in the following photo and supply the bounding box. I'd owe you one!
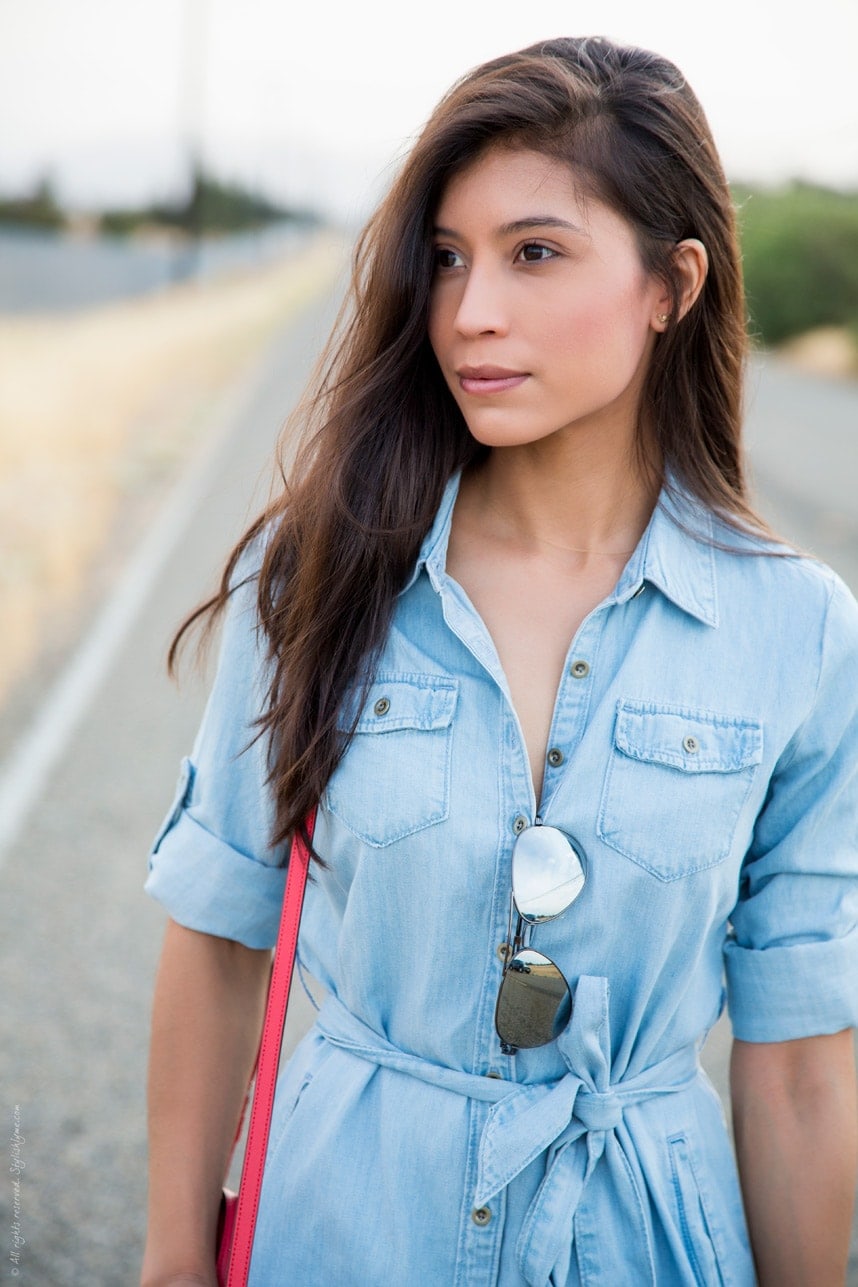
[778,326,858,379]
[0,229,346,705]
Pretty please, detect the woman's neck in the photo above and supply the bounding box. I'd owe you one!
[462,437,661,567]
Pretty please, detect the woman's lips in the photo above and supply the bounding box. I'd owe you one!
[456,366,529,395]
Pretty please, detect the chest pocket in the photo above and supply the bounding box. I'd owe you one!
[597,700,763,881]
[325,674,458,847]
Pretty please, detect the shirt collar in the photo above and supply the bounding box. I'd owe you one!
[400,469,719,628]
[398,471,462,597]
[616,485,719,627]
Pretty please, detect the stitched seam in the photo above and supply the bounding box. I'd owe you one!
[667,1134,706,1287]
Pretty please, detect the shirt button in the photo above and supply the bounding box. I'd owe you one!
[486,1069,503,1080]
[682,734,700,754]
[513,814,528,835]
[547,747,564,767]
[373,696,390,717]
[570,659,590,679]
[471,1206,492,1227]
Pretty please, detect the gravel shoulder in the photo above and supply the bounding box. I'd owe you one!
[0,230,347,733]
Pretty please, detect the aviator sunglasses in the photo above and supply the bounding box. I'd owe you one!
[495,822,586,1056]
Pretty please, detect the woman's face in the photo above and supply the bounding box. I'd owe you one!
[427,145,667,453]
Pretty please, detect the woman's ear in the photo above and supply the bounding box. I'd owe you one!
[652,238,709,330]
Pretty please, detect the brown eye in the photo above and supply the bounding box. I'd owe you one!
[518,243,556,263]
[434,248,463,270]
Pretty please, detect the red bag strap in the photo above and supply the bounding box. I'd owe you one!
[226,810,316,1287]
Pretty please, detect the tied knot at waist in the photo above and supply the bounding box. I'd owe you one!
[316,976,698,1287]
[570,1089,622,1132]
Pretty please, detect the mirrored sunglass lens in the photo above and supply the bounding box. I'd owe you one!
[512,826,585,922]
[495,949,572,1049]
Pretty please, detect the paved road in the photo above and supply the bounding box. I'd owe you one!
[0,297,856,1283]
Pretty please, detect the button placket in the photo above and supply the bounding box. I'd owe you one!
[459,1105,505,1279]
[539,615,606,813]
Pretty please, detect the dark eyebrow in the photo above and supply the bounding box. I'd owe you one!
[432,216,587,239]
[498,216,586,236]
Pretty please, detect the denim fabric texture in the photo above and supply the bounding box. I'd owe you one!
[146,473,858,1286]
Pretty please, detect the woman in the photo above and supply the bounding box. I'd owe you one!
[141,36,858,1287]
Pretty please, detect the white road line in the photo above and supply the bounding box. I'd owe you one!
[0,335,282,867]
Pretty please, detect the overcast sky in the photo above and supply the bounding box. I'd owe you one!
[1,0,856,222]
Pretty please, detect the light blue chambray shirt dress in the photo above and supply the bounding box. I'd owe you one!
[146,473,858,1286]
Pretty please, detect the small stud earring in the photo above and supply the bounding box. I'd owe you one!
[656,312,670,323]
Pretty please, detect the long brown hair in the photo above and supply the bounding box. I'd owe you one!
[173,35,768,860]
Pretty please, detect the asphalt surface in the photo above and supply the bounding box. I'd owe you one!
[0,293,856,1284]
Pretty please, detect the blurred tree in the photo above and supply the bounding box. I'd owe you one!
[99,172,317,236]
[0,176,65,229]
[736,182,858,345]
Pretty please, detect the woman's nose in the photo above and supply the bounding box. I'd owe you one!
[452,265,510,338]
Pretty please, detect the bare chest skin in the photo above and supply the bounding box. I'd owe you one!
[446,525,629,805]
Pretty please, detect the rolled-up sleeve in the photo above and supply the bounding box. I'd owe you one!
[725,573,858,1041]
[145,547,287,949]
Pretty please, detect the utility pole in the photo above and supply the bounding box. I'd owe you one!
[175,0,210,280]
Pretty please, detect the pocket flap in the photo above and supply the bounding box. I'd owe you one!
[341,675,458,734]
[614,701,762,773]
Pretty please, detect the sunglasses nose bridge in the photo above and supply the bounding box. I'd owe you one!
[496,824,584,1053]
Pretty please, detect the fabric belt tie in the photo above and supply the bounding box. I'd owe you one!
[316,976,698,1287]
